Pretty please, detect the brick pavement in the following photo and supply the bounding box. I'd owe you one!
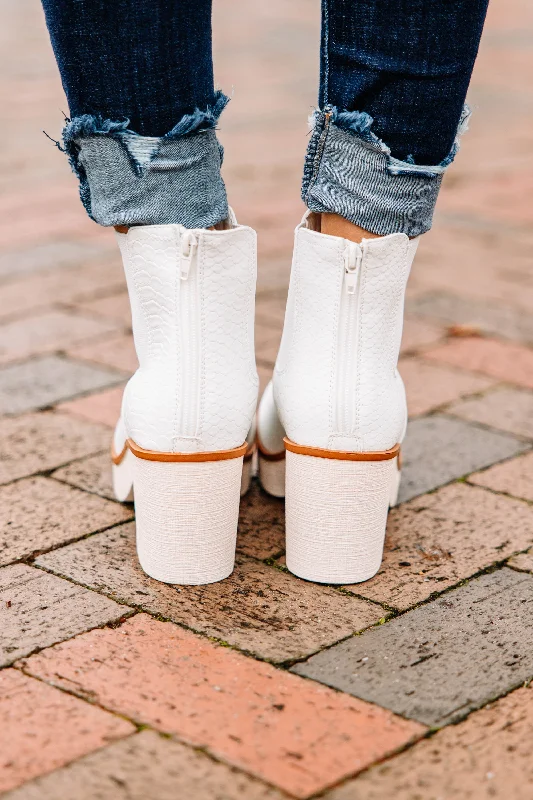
[2,0,533,797]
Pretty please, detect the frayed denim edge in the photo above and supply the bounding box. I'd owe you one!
[50,90,229,221]
[303,101,471,197]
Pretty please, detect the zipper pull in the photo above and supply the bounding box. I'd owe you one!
[344,242,362,294]
[180,231,198,280]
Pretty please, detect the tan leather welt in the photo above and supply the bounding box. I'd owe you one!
[111,442,128,465]
[243,443,256,462]
[257,435,286,462]
[284,438,401,462]
[127,439,248,463]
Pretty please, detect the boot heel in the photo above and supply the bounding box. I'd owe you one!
[284,440,400,584]
[240,449,254,496]
[131,441,246,585]
[258,451,286,498]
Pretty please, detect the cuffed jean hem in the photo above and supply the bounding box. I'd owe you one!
[60,91,229,228]
[302,105,470,237]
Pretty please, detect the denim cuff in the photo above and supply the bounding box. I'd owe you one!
[61,91,229,228]
[302,105,469,237]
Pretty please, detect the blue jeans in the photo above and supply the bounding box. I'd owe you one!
[41,0,489,235]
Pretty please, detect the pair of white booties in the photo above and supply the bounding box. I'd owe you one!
[112,209,418,586]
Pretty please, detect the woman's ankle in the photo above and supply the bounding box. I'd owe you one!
[320,213,382,243]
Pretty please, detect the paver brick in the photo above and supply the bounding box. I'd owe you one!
[73,290,132,327]
[0,310,122,365]
[345,482,533,610]
[0,669,134,794]
[405,223,533,309]
[0,240,114,282]
[399,357,493,417]
[0,476,132,565]
[57,384,125,427]
[254,293,287,328]
[0,412,110,485]
[238,482,285,559]
[0,355,124,416]
[5,730,285,800]
[448,385,533,439]
[328,685,533,800]
[400,317,444,354]
[255,325,282,366]
[0,260,126,322]
[19,614,424,798]
[424,337,533,389]
[51,452,116,501]
[508,550,533,572]
[294,568,533,727]
[258,363,273,397]
[469,450,533,502]
[399,414,528,503]
[70,333,138,373]
[406,288,533,343]
[0,563,129,665]
[36,523,382,662]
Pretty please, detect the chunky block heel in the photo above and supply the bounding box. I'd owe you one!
[257,449,286,498]
[240,448,255,496]
[284,440,400,584]
[112,443,135,503]
[130,441,246,585]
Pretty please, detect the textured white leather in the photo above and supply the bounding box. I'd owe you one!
[112,449,135,503]
[270,217,418,452]
[258,455,286,498]
[116,220,258,453]
[257,381,285,454]
[113,412,128,457]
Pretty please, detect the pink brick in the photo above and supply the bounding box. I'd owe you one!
[0,476,131,565]
[330,685,533,800]
[51,452,115,501]
[448,385,533,439]
[0,669,133,793]
[0,412,110,485]
[0,261,125,323]
[73,291,132,326]
[508,550,533,572]
[425,337,533,389]
[469,450,533,503]
[58,385,125,428]
[20,615,425,798]
[70,334,137,374]
[399,357,493,416]
[0,311,122,365]
[255,294,286,328]
[400,318,443,354]
[255,324,281,366]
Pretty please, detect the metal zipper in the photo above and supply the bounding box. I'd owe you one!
[336,241,363,434]
[179,230,200,439]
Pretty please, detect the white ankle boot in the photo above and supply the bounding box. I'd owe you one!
[111,212,258,585]
[258,212,418,584]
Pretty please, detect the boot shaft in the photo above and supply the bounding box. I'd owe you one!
[117,221,258,453]
[273,216,418,451]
